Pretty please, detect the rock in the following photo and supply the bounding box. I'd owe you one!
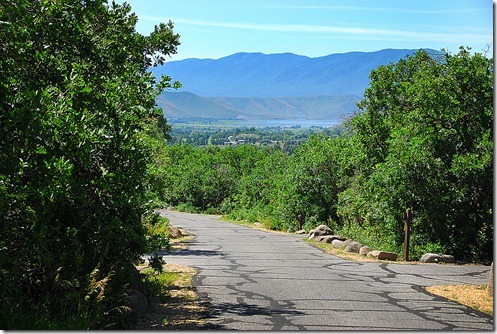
[331,239,344,248]
[296,229,306,235]
[308,225,333,240]
[345,241,363,253]
[367,250,398,261]
[359,246,372,256]
[128,289,148,313]
[320,235,346,244]
[169,226,183,239]
[341,239,354,248]
[420,253,455,263]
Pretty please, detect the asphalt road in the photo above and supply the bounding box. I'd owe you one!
[155,210,493,331]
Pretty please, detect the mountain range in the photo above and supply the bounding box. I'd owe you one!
[153,48,434,121]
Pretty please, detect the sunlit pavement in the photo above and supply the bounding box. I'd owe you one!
[155,210,493,331]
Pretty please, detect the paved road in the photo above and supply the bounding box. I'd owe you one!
[155,210,493,330]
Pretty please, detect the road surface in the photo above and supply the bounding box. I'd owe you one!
[154,210,493,330]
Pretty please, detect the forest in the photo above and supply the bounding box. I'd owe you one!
[0,0,492,330]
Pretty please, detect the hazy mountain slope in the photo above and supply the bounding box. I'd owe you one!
[157,91,361,120]
[157,91,242,118]
[153,49,433,97]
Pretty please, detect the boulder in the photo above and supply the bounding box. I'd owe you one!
[359,246,372,256]
[320,235,346,244]
[341,239,354,248]
[169,226,183,239]
[331,239,344,248]
[308,225,333,240]
[296,229,306,235]
[367,250,398,261]
[345,241,363,253]
[420,253,455,264]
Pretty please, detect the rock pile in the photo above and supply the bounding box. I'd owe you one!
[302,225,455,264]
[305,225,398,261]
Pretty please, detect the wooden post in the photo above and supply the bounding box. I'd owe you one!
[488,262,493,296]
[403,208,412,262]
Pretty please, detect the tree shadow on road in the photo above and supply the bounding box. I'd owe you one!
[198,299,306,329]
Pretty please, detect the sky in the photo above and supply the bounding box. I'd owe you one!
[115,0,493,61]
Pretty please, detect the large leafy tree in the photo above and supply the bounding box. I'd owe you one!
[0,0,179,328]
[343,48,493,261]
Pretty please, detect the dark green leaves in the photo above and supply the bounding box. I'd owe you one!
[1,0,179,328]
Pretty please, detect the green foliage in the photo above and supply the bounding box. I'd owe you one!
[139,267,179,303]
[0,0,179,329]
[342,47,493,261]
[142,211,171,253]
[149,253,167,274]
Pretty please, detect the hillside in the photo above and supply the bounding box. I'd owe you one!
[153,49,435,97]
[157,91,361,121]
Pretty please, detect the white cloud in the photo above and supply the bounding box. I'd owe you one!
[221,4,489,14]
[141,16,492,44]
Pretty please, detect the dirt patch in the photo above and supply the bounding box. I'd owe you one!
[134,232,213,330]
[170,235,194,251]
[425,284,493,316]
[134,263,210,330]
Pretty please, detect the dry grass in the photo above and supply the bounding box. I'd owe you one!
[135,263,209,330]
[426,285,493,315]
[170,235,195,251]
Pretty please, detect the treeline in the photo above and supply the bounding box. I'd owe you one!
[159,48,493,264]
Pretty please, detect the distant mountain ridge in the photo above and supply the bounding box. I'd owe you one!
[153,48,435,97]
[157,91,361,121]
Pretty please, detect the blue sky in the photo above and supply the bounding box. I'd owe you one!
[116,0,493,60]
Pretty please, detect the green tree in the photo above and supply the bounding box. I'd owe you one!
[228,148,288,225]
[276,135,341,231]
[0,0,179,328]
[342,48,493,261]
